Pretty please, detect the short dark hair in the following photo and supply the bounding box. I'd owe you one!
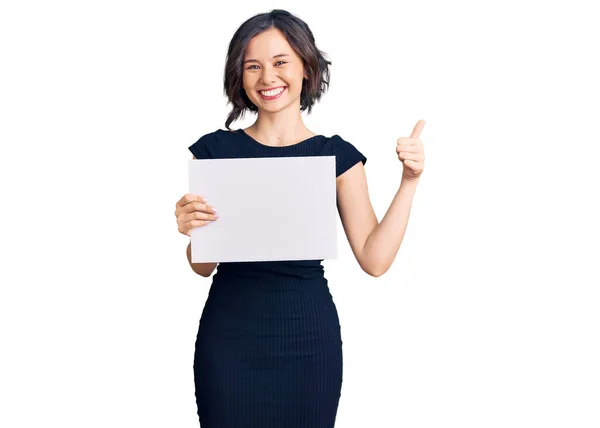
[222,9,332,130]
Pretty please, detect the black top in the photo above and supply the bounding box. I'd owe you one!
[189,128,366,178]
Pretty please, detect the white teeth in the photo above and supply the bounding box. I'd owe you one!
[260,87,284,96]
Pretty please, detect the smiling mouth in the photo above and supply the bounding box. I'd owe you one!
[258,86,286,100]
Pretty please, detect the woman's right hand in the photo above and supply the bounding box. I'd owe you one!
[175,193,219,237]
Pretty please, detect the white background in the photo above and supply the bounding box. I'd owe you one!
[1,0,599,427]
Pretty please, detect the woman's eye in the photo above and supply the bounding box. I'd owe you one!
[247,61,286,70]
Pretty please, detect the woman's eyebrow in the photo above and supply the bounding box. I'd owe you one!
[243,53,290,64]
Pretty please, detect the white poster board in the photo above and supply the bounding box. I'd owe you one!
[188,156,337,263]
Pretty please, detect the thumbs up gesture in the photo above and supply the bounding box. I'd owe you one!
[396,119,426,182]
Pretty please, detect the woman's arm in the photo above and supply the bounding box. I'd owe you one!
[336,162,419,277]
[186,241,218,277]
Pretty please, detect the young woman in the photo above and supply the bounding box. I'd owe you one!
[174,9,425,428]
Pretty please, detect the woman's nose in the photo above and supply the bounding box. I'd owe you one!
[260,67,276,84]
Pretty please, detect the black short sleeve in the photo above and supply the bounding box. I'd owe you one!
[188,132,217,159]
[333,135,367,177]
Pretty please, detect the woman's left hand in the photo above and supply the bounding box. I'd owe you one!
[396,119,426,182]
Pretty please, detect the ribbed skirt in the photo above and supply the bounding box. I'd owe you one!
[193,274,343,428]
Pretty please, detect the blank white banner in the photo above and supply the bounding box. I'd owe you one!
[188,156,337,263]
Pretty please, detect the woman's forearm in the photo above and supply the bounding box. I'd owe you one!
[363,178,420,277]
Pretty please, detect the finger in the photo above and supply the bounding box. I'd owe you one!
[397,137,421,145]
[396,137,412,145]
[398,152,423,161]
[187,219,212,227]
[175,193,195,208]
[410,119,425,139]
[397,138,423,147]
[398,146,425,158]
[396,144,419,153]
[176,201,214,221]
[181,201,215,215]
[182,210,218,223]
[176,193,206,209]
[182,219,212,234]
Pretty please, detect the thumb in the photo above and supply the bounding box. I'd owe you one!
[410,119,426,139]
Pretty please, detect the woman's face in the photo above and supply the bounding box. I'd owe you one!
[242,27,307,113]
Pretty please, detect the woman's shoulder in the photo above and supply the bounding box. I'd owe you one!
[198,127,228,137]
[329,132,368,176]
[192,128,237,143]
[189,129,225,159]
[189,128,246,159]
